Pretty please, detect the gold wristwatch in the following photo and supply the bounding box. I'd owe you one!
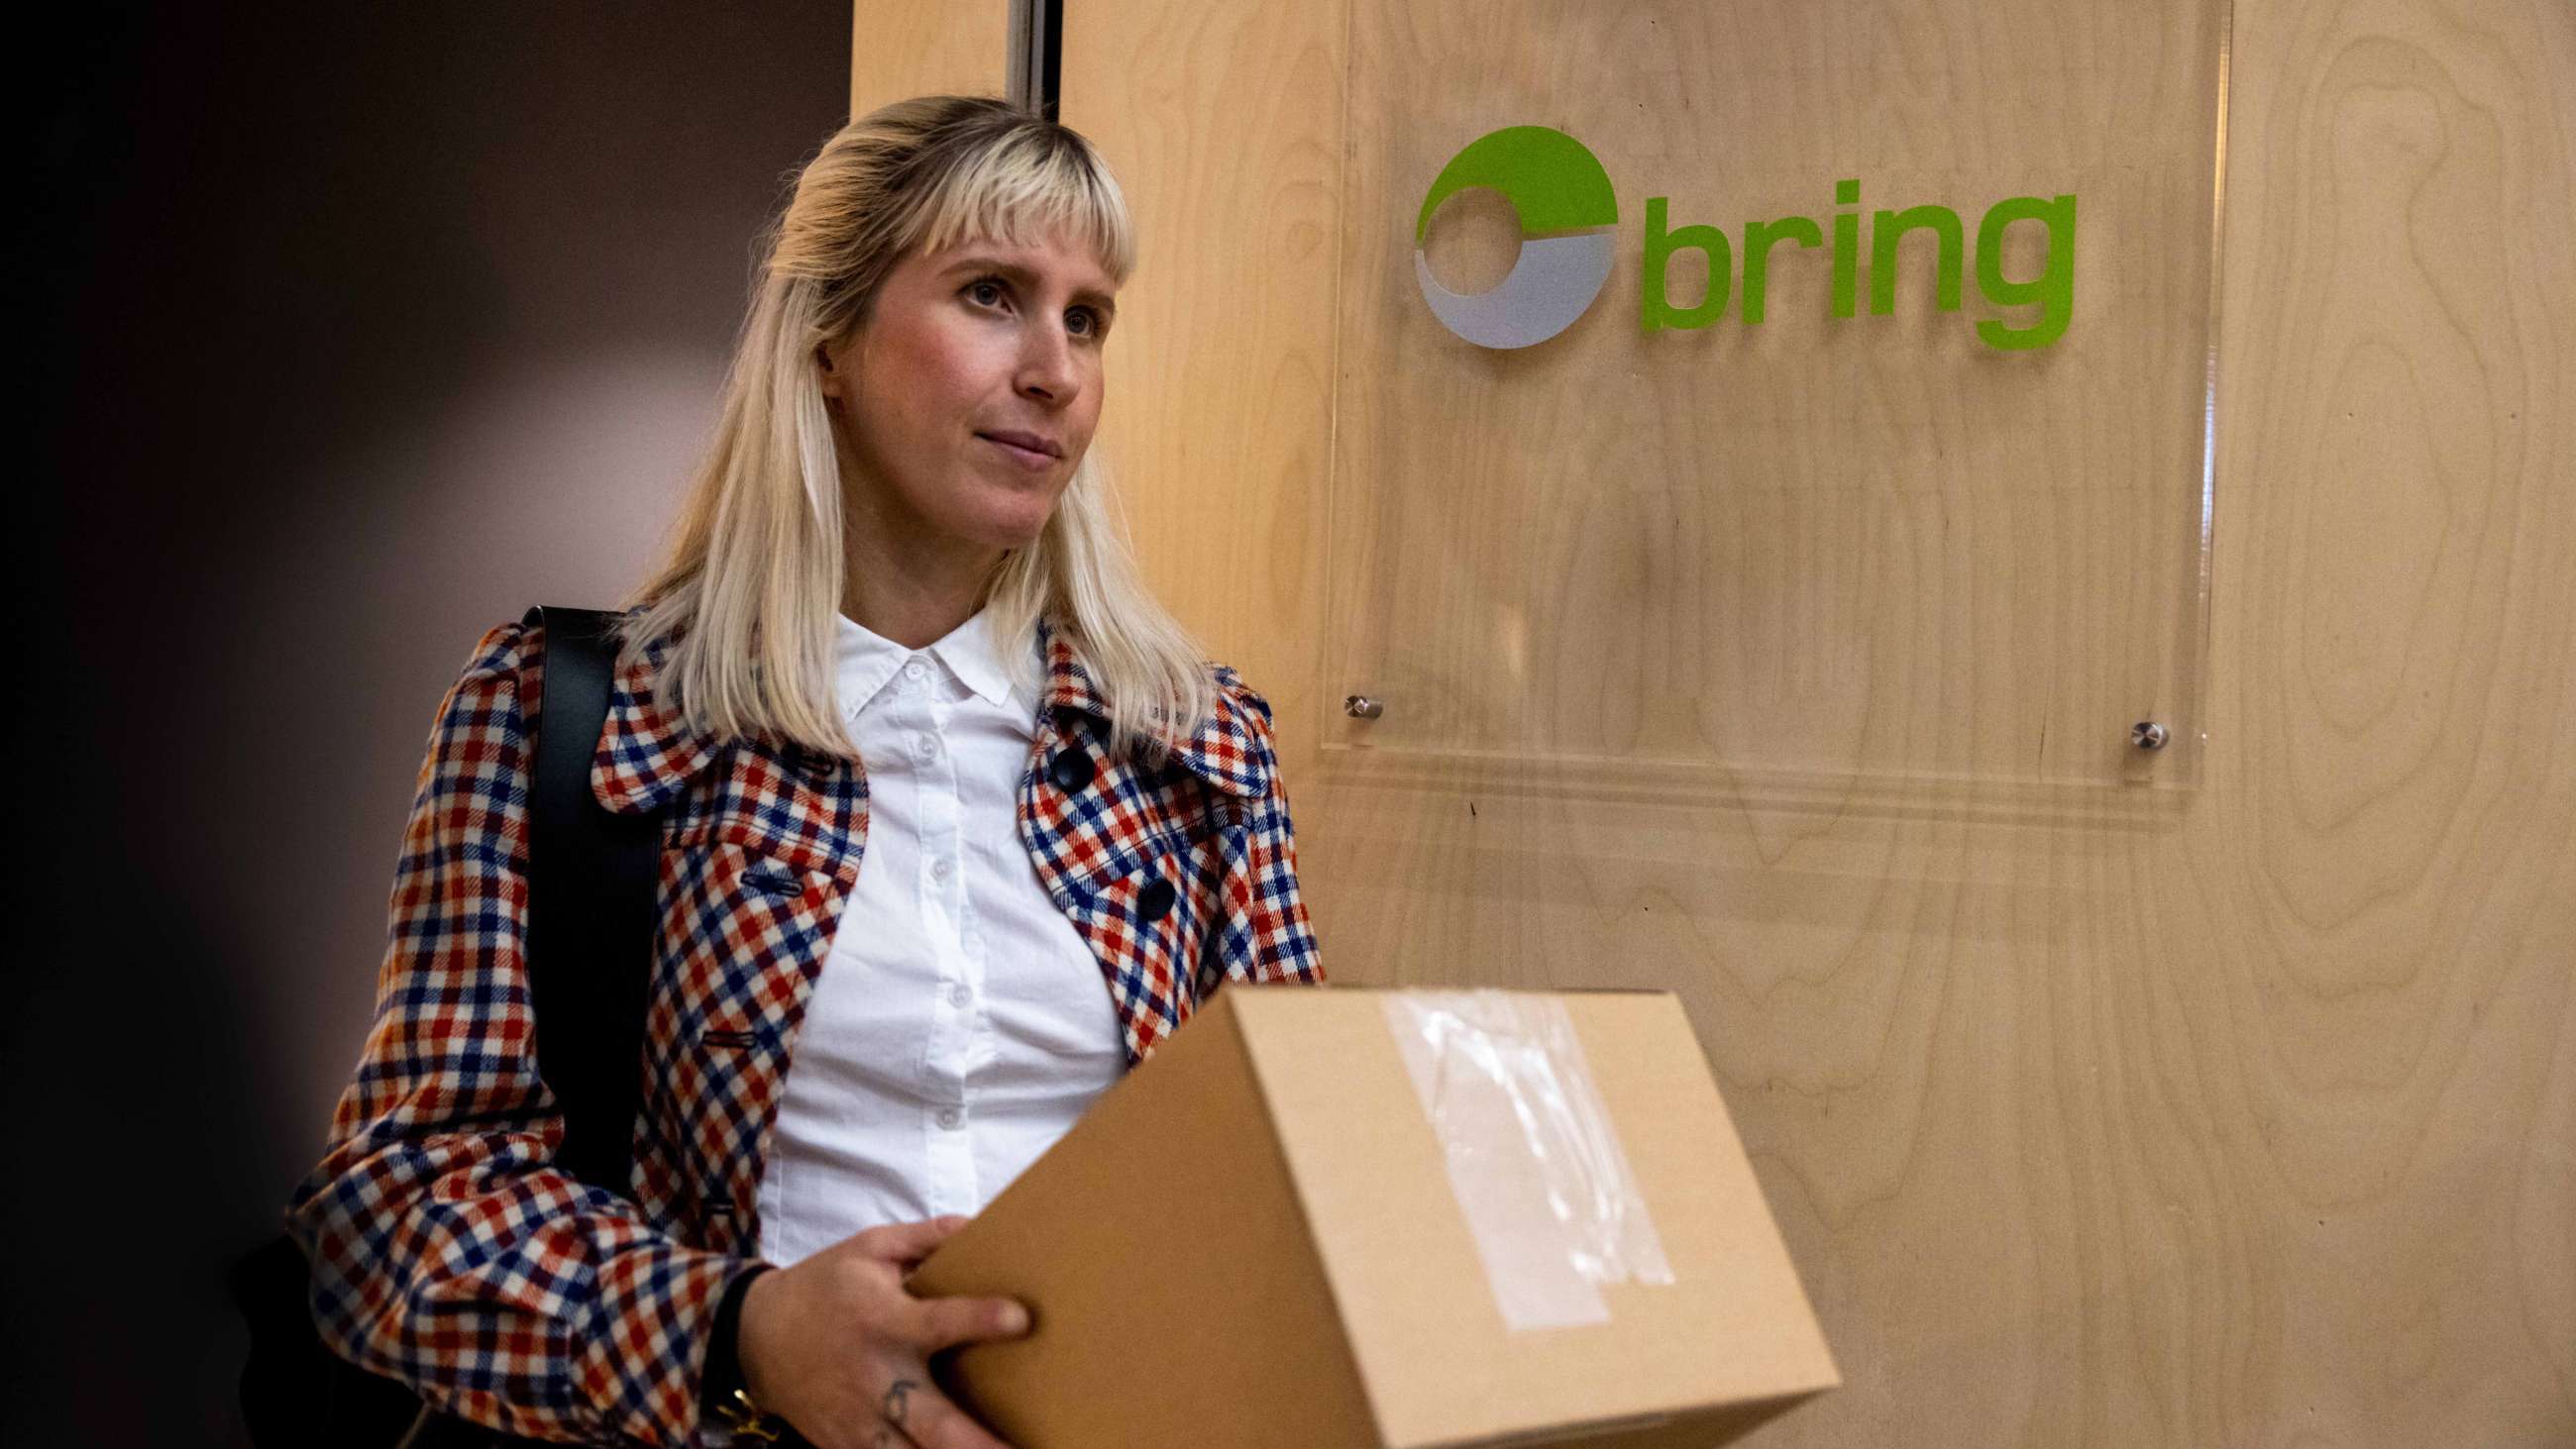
[712,1387,786,1442]
[707,1266,787,1442]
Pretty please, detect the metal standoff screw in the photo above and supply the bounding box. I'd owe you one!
[1343,695,1384,720]
[2131,721,2170,751]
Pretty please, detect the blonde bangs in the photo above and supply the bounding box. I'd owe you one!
[909,129,1137,284]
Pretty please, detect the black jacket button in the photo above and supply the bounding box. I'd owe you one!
[1049,748,1096,793]
[1135,877,1177,922]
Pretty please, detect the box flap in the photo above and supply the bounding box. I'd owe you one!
[1232,987,1838,1448]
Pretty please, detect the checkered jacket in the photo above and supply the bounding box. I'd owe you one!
[284,612,1325,1446]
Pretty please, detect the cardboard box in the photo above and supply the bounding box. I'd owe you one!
[909,985,1837,1448]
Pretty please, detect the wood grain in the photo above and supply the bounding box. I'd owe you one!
[1056,0,1346,775]
[849,0,1008,118]
[1050,0,2576,1444]
[1324,0,2225,797]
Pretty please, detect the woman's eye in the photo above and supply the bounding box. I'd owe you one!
[968,279,1006,307]
[1067,308,1098,337]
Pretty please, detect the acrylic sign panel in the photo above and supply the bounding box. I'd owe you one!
[1324,0,2228,792]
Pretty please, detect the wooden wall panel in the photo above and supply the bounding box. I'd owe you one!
[1059,0,2576,1445]
[2192,2,2576,1442]
[1055,1,1345,767]
[1325,0,2224,796]
[849,0,1009,117]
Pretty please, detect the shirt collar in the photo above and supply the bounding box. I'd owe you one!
[833,605,1022,718]
[932,608,1021,709]
[588,609,1274,816]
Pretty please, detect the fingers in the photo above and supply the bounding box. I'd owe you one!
[875,1376,1015,1449]
[854,1215,972,1265]
[909,1294,1032,1355]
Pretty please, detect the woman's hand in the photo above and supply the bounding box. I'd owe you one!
[736,1216,1030,1449]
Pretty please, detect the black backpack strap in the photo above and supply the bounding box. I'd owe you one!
[237,608,663,1449]
[520,604,662,1198]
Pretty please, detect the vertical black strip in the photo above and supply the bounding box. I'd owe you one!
[519,605,662,1199]
[1039,0,1063,120]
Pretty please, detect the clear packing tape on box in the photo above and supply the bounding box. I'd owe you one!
[1383,991,1676,1331]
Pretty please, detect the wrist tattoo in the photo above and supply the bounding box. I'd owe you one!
[884,1377,918,1426]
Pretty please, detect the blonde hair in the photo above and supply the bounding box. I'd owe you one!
[623,95,1216,764]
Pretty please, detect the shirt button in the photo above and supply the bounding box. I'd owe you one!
[904,659,927,681]
[936,1105,964,1130]
[930,857,952,880]
[914,733,938,759]
[946,983,972,1009]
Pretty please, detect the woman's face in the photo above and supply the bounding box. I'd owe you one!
[818,230,1118,560]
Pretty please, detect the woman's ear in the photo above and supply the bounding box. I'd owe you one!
[813,343,841,400]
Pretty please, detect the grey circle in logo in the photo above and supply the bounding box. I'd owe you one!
[1416,127,1619,350]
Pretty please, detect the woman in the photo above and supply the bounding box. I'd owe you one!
[287,95,1325,1449]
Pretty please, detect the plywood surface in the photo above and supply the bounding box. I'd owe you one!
[1326,0,2225,795]
[1055,0,1346,763]
[849,0,1008,118]
[1062,0,2576,1444]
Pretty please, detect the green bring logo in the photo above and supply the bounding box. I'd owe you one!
[1414,127,1621,350]
[1418,127,2078,352]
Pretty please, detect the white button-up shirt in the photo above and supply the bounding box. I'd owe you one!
[752,607,1128,1267]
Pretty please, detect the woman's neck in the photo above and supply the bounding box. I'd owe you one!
[829,436,1011,647]
[836,515,1000,649]
[838,571,987,649]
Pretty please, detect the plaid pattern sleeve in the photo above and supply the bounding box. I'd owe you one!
[284,620,744,1448]
[1225,673,1326,987]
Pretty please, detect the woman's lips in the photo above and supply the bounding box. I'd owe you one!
[979,433,1060,469]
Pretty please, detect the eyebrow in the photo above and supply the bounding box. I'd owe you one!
[943,253,1119,320]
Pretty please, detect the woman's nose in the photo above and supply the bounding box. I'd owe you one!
[1017,327,1080,406]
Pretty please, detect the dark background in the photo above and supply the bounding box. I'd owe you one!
[16,5,854,1443]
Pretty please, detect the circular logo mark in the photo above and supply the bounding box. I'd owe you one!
[1415,127,1618,350]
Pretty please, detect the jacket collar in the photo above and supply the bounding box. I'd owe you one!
[589,623,721,817]
[589,612,1270,814]
[1036,616,1273,799]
